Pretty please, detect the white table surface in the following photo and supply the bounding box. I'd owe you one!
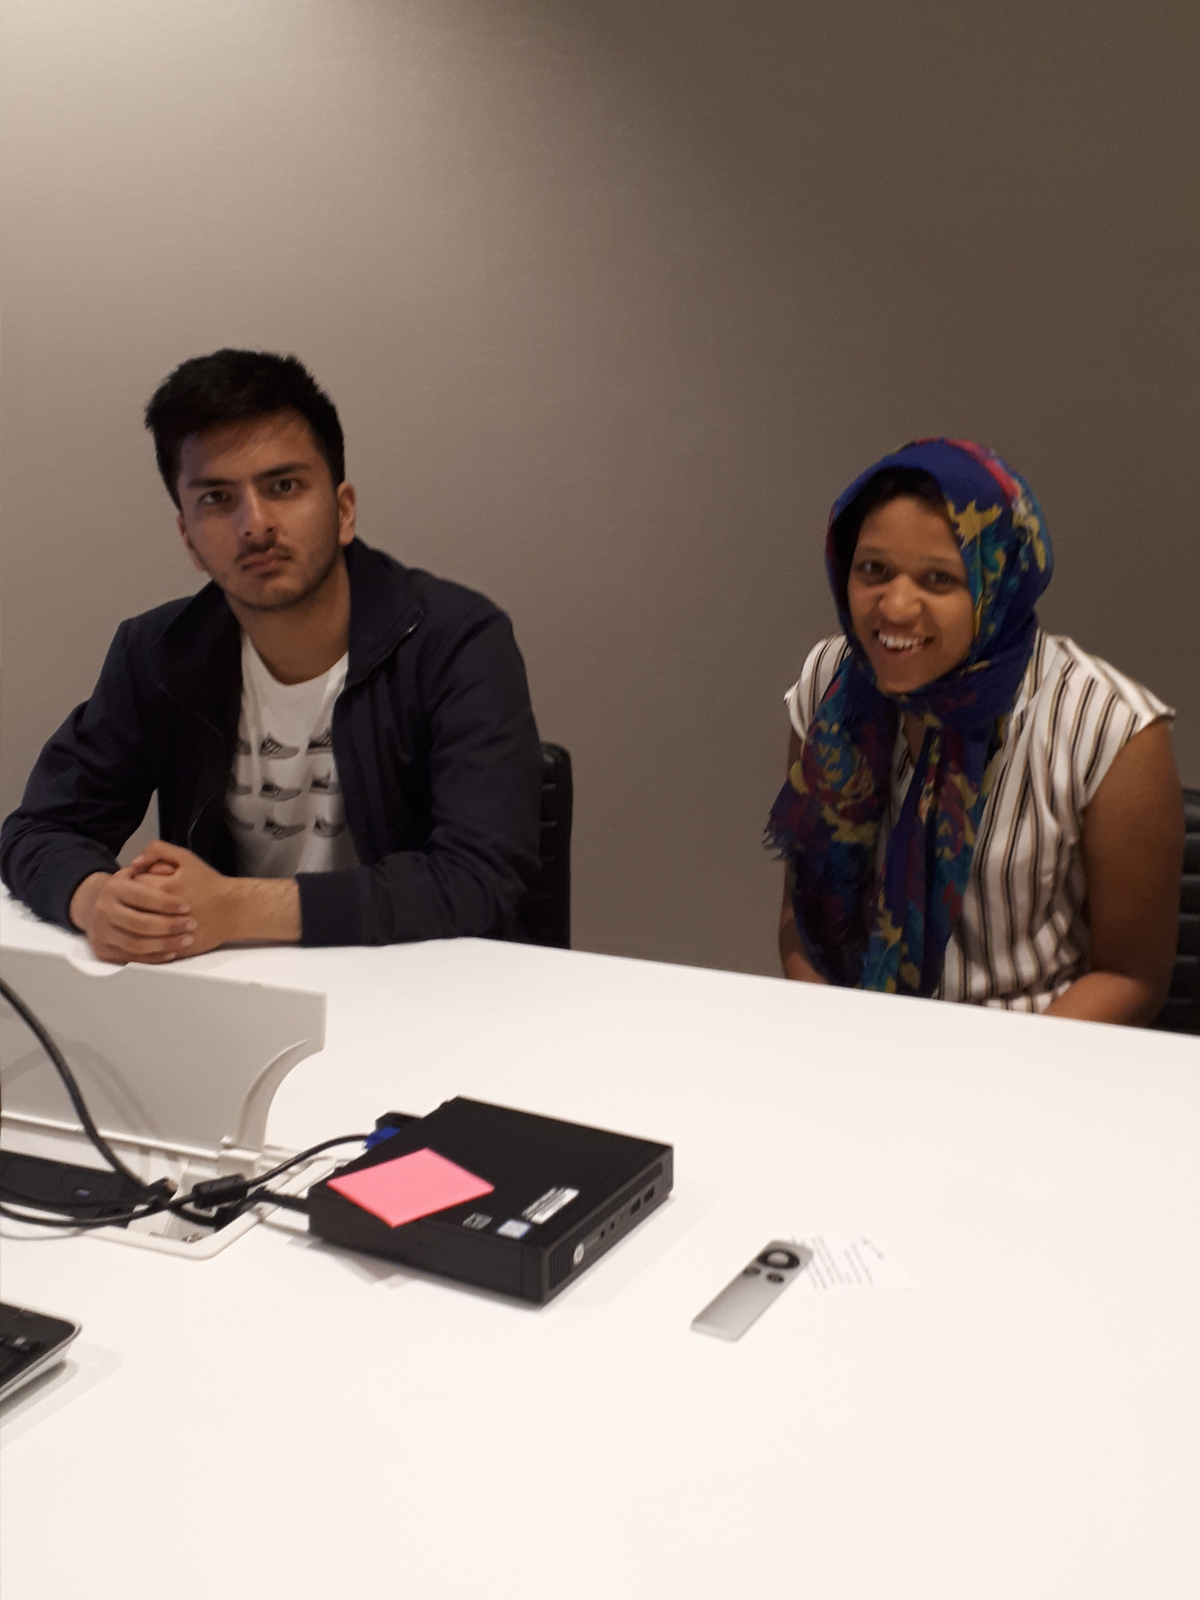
[2,894,1197,1599]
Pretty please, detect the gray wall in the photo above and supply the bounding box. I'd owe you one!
[2,0,1196,977]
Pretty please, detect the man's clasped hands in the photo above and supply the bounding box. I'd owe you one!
[68,843,300,964]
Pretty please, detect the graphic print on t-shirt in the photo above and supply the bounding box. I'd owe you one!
[264,818,306,841]
[259,734,300,759]
[225,636,359,878]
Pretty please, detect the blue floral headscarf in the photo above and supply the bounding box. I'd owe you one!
[766,438,1053,995]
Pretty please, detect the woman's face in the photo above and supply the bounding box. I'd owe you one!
[846,495,975,694]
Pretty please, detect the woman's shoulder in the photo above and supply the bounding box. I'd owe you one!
[1025,632,1172,721]
[1016,632,1174,805]
[785,635,851,738]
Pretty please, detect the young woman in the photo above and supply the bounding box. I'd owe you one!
[767,438,1182,1024]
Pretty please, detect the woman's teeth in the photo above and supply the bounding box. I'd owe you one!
[876,632,926,653]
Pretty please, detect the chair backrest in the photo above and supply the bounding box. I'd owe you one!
[1153,785,1199,1034]
[522,743,573,949]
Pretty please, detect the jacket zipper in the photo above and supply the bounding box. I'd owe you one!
[154,678,230,853]
[335,613,423,855]
[185,712,230,852]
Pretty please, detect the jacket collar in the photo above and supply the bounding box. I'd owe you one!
[342,538,425,686]
[153,538,425,715]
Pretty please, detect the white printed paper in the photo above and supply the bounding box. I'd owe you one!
[796,1231,911,1294]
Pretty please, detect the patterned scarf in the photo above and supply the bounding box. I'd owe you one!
[766,439,1053,995]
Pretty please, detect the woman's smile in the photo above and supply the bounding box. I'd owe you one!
[846,496,975,692]
[874,630,930,653]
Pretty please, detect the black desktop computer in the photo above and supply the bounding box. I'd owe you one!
[306,1097,673,1304]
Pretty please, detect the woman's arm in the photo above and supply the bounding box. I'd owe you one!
[778,730,828,984]
[1045,720,1183,1026]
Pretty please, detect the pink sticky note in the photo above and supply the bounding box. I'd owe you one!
[327,1148,493,1229]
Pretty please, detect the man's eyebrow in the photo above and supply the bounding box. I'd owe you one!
[185,461,311,489]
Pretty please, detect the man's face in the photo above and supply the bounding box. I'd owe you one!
[175,410,355,614]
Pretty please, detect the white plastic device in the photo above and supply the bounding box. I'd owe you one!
[691,1240,813,1340]
[0,945,327,1257]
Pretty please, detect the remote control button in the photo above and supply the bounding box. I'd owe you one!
[743,1266,760,1276]
[758,1248,802,1271]
[766,1272,784,1283]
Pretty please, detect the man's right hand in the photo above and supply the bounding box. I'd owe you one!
[68,869,198,964]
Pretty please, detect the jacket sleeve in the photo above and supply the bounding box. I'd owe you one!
[0,621,159,929]
[295,606,543,946]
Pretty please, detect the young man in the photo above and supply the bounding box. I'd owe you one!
[1,350,543,962]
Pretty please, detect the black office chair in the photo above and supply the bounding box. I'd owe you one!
[1153,786,1199,1034]
[523,743,573,949]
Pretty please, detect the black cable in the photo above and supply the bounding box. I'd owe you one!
[1,1131,364,1215]
[185,1134,366,1208]
[0,1197,171,1230]
[1,1193,244,1231]
[251,1188,311,1213]
[2,1132,366,1233]
[0,1186,142,1215]
[0,975,159,1195]
[0,970,367,1231]
[246,1133,368,1188]
[1,1199,245,1231]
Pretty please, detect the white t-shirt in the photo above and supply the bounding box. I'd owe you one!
[784,631,1173,1011]
[225,635,359,878]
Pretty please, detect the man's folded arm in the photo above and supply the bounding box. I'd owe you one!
[297,608,543,946]
[0,620,159,928]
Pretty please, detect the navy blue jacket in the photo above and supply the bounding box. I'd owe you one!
[0,540,543,946]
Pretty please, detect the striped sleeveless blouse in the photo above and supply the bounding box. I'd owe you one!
[785,631,1173,1012]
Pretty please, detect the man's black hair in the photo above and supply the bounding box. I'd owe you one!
[144,349,345,507]
[829,465,947,608]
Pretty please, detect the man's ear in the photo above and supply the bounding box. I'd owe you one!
[177,511,208,575]
[337,481,357,547]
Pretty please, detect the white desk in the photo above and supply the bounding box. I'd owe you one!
[2,896,1197,1598]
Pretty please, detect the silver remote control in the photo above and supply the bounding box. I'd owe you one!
[691,1240,813,1341]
